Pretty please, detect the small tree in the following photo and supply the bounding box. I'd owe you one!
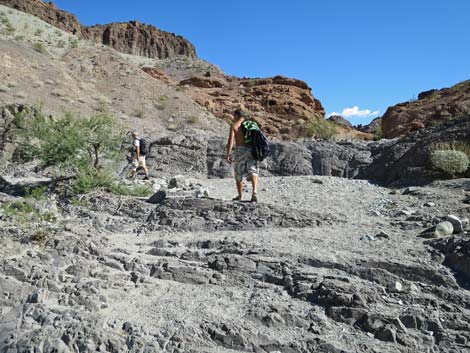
[17,110,140,194]
[20,111,121,171]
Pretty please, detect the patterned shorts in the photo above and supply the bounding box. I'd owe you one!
[132,156,147,170]
[234,147,259,182]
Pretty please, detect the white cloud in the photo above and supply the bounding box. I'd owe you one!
[329,106,380,118]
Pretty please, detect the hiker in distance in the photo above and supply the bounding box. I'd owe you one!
[130,131,150,180]
[226,109,260,202]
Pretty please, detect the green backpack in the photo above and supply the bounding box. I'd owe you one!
[241,120,260,145]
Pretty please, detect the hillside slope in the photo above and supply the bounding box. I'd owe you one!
[0,5,223,137]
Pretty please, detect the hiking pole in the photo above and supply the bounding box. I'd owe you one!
[117,155,133,177]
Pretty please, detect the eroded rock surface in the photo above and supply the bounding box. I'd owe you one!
[1,176,470,352]
[177,75,326,140]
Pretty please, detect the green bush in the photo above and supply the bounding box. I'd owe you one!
[108,182,153,197]
[373,125,383,141]
[306,118,337,140]
[20,111,122,171]
[17,110,128,195]
[72,169,152,196]
[187,115,199,124]
[69,38,79,48]
[33,42,46,53]
[5,23,15,34]
[430,149,469,176]
[15,108,151,196]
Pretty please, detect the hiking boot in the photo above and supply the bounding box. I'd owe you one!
[250,194,257,203]
[232,196,242,201]
[143,176,150,180]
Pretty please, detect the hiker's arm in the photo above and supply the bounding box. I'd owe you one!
[136,145,140,160]
[226,126,235,162]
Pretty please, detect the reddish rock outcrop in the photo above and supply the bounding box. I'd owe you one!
[141,67,172,84]
[0,0,197,59]
[175,75,326,139]
[179,76,224,88]
[382,80,470,138]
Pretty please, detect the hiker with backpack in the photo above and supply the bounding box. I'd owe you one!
[130,131,150,180]
[226,109,269,203]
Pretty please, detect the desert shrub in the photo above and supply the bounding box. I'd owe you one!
[34,29,43,36]
[69,38,79,48]
[1,190,61,244]
[33,42,46,53]
[306,118,337,140]
[430,149,469,176]
[72,169,152,196]
[14,35,24,41]
[107,182,153,197]
[373,125,383,141]
[187,115,199,124]
[57,39,66,48]
[433,142,470,157]
[5,23,15,34]
[134,108,145,119]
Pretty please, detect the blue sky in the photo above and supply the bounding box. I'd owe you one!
[53,0,470,125]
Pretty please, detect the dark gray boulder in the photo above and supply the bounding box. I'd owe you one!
[265,141,313,176]
[147,134,209,176]
[307,140,372,178]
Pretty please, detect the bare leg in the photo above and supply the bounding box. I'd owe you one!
[143,165,149,178]
[251,174,259,196]
[130,168,137,179]
[236,180,243,199]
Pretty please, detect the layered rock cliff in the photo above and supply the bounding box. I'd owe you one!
[382,80,470,138]
[0,0,197,58]
[86,21,197,58]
